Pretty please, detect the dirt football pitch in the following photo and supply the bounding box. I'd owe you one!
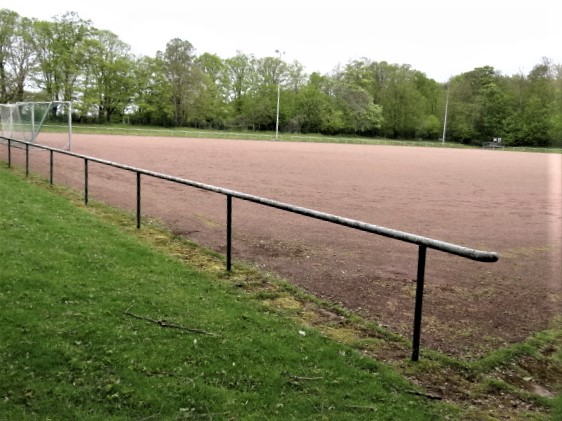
[6,134,561,357]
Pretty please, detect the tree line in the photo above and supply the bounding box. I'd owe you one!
[1,9,561,146]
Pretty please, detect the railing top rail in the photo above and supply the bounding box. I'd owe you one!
[2,137,498,263]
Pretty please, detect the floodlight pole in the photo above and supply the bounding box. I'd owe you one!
[67,101,72,150]
[275,49,284,140]
[442,80,450,144]
[31,103,35,137]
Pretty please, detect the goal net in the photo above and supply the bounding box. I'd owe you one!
[0,101,72,150]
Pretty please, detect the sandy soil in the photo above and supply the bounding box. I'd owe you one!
[5,134,561,357]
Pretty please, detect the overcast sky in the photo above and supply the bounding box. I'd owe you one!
[3,0,560,82]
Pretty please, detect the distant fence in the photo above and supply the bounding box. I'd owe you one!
[42,124,562,153]
[1,136,499,361]
[54,124,469,147]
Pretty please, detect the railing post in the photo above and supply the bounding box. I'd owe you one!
[226,195,232,271]
[25,143,29,177]
[136,172,141,229]
[412,245,427,362]
[7,139,11,168]
[49,150,54,185]
[84,158,88,205]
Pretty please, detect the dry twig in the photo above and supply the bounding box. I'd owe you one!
[123,311,217,336]
[407,390,443,400]
[289,375,323,381]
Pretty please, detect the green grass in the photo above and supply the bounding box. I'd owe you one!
[0,166,447,420]
[45,122,475,149]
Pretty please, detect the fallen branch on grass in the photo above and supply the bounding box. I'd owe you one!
[288,375,323,381]
[123,311,217,336]
[406,390,443,400]
[345,404,378,411]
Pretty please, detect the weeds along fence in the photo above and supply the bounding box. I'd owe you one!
[1,136,499,361]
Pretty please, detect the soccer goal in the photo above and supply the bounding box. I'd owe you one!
[0,101,72,150]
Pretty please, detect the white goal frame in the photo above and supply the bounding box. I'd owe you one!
[0,101,73,150]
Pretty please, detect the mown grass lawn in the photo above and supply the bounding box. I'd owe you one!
[0,166,449,420]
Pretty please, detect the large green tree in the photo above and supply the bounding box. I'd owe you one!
[195,52,229,128]
[0,9,19,102]
[82,29,135,122]
[520,60,556,146]
[248,55,286,130]
[158,38,202,127]
[0,10,36,102]
[446,67,507,143]
[225,52,254,125]
[130,56,173,126]
[33,12,92,102]
[293,73,333,133]
[338,60,439,138]
[551,63,562,146]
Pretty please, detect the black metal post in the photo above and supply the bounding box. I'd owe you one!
[7,139,11,168]
[49,150,54,185]
[84,158,88,205]
[226,195,232,271]
[412,245,427,361]
[136,172,141,229]
[25,143,29,177]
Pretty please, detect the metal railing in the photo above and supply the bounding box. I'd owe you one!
[1,136,499,361]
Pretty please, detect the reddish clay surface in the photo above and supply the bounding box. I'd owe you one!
[5,134,561,357]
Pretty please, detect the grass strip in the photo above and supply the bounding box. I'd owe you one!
[0,167,447,420]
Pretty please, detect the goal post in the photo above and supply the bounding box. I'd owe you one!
[0,101,73,150]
